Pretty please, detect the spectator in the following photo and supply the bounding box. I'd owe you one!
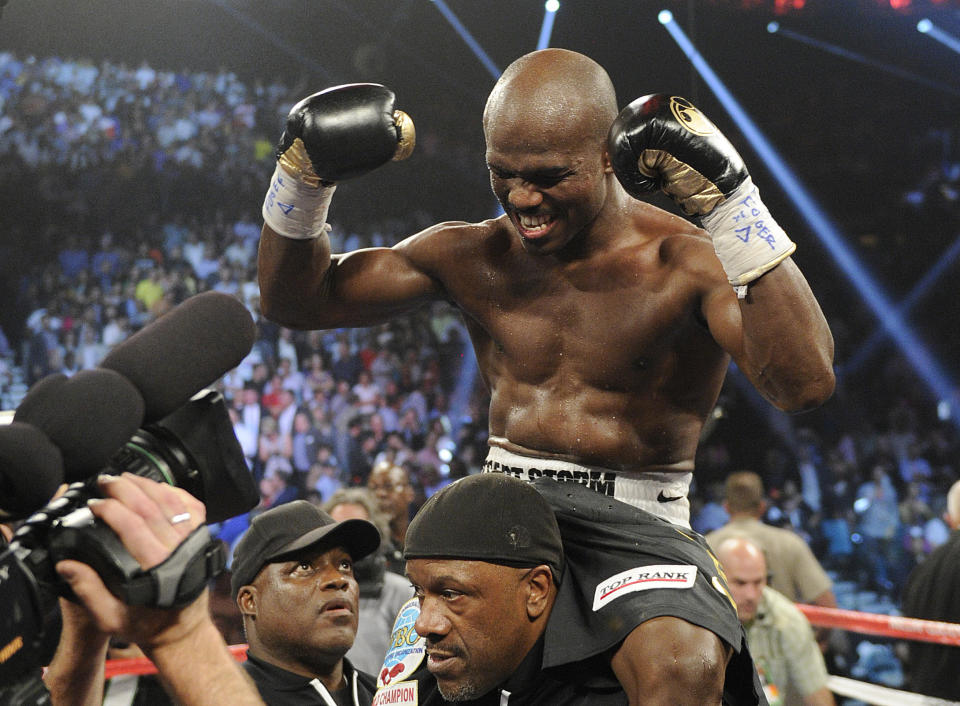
[256,415,291,475]
[230,499,381,704]
[855,463,901,595]
[366,461,414,576]
[75,325,106,370]
[306,458,343,503]
[229,405,258,469]
[715,537,836,706]
[322,487,413,675]
[692,480,730,535]
[344,424,378,487]
[134,267,165,311]
[368,345,397,394]
[291,409,322,483]
[331,339,362,385]
[373,431,413,469]
[900,480,960,700]
[706,471,837,609]
[352,369,381,416]
[258,467,298,509]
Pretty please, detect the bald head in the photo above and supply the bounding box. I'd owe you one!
[716,537,766,572]
[947,480,960,529]
[483,49,618,149]
[715,537,767,622]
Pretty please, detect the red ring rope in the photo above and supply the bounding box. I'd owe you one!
[798,604,960,646]
[103,644,248,679]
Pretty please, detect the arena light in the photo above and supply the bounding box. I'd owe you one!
[838,233,960,381]
[657,11,959,419]
[203,0,335,81]
[429,0,501,79]
[772,22,960,97]
[916,17,960,55]
[537,0,560,50]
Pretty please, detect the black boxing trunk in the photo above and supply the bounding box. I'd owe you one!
[532,479,767,706]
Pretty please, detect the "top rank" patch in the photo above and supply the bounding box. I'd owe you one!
[593,564,697,611]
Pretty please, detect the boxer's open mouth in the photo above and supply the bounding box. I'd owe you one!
[515,212,555,238]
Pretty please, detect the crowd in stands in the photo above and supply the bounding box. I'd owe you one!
[1,50,959,693]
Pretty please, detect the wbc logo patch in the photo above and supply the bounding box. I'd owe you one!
[593,564,697,611]
[376,598,425,689]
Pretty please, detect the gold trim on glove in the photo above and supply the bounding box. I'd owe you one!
[392,110,416,162]
[278,137,322,188]
[639,149,724,216]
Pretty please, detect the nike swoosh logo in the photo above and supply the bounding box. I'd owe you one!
[657,490,684,503]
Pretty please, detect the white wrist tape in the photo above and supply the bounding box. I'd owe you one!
[701,177,796,292]
[261,163,336,240]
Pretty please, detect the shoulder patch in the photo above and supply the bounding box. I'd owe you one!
[377,597,426,689]
[594,564,697,611]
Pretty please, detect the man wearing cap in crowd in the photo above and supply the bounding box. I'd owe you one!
[231,499,382,705]
[374,473,763,704]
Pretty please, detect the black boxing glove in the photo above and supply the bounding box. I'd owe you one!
[263,83,415,240]
[608,94,794,292]
[278,83,415,183]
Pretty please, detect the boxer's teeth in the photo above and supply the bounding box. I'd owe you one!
[519,214,552,230]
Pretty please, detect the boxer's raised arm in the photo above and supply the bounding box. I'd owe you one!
[257,83,436,329]
[609,94,835,412]
[259,227,445,330]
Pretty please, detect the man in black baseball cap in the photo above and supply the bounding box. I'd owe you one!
[374,473,627,705]
[231,500,381,705]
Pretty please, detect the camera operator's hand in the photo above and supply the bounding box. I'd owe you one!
[47,474,263,706]
[55,473,208,644]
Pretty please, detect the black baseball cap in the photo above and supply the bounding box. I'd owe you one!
[230,500,381,598]
[404,473,564,581]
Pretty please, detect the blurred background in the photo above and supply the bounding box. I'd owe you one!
[1,0,959,694]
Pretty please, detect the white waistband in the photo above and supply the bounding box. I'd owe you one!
[483,446,692,528]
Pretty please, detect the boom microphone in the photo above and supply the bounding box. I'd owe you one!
[0,422,64,520]
[100,292,257,423]
[13,369,145,482]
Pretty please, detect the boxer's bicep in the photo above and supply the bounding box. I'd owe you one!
[309,246,442,328]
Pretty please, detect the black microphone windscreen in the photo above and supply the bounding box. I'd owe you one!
[0,421,65,519]
[13,369,145,481]
[99,292,256,423]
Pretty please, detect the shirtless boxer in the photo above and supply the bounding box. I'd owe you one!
[257,49,834,704]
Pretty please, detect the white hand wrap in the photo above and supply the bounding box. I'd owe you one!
[261,163,336,240]
[700,177,796,295]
